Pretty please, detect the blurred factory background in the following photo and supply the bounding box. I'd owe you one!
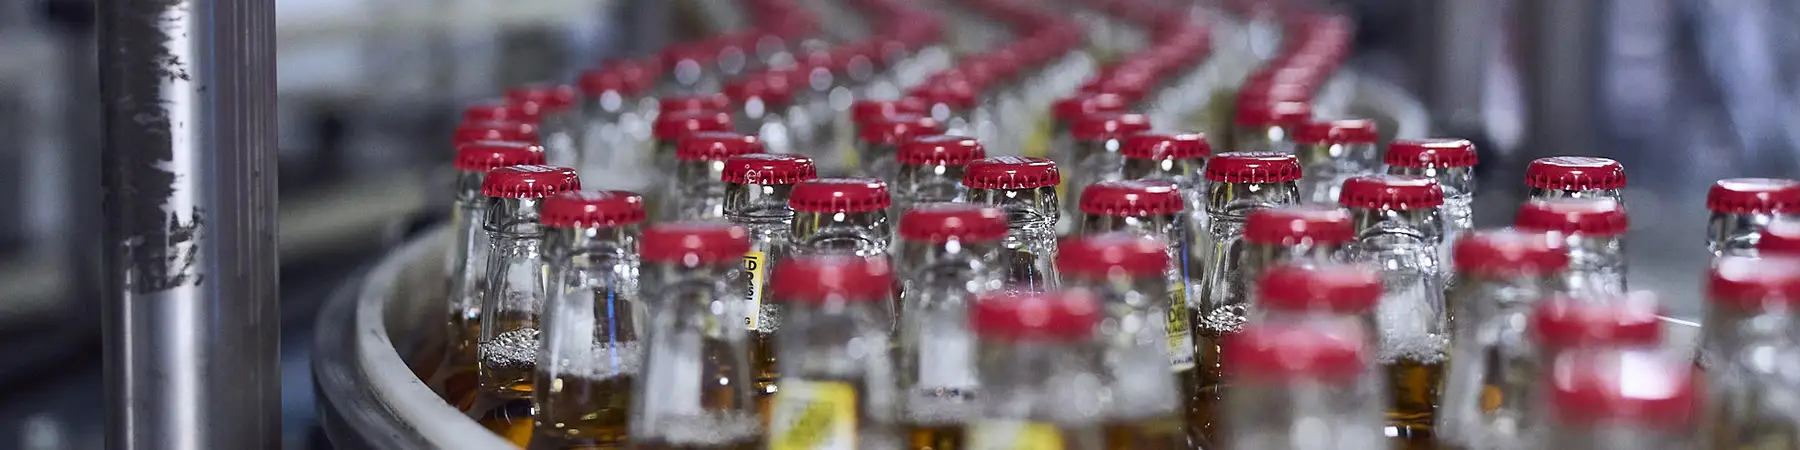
[0,0,1796,447]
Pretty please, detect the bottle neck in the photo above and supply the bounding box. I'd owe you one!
[792,210,892,257]
[1078,213,1182,240]
[1298,142,1381,174]
[1349,207,1445,246]
[1707,211,1776,258]
[480,197,552,342]
[447,173,492,325]
[1527,187,1626,205]
[725,182,797,224]
[1242,241,1346,301]
[1206,181,1300,218]
[967,186,1059,231]
[674,160,732,220]
[1120,158,1205,193]
[1699,301,1796,371]
[1557,233,1627,297]
[1388,166,1475,200]
[895,164,967,208]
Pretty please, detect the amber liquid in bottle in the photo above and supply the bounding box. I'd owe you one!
[1102,414,1190,450]
[1385,358,1445,450]
[751,330,779,424]
[1189,313,1239,448]
[528,373,634,450]
[900,387,976,450]
[471,323,541,447]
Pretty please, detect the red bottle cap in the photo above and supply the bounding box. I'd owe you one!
[1514,198,1629,236]
[1761,219,1800,256]
[1293,119,1379,145]
[640,222,751,264]
[653,110,734,141]
[1529,293,1663,349]
[1705,178,1800,215]
[971,290,1103,342]
[1069,112,1153,141]
[1079,180,1184,216]
[1051,93,1130,123]
[1223,321,1370,383]
[722,153,818,185]
[724,75,795,106]
[481,165,581,198]
[1257,263,1382,314]
[788,178,892,213]
[897,135,987,166]
[505,84,578,113]
[1204,152,1302,184]
[1385,138,1479,168]
[1234,99,1313,128]
[1243,205,1355,246]
[539,190,647,228]
[462,101,517,123]
[454,140,546,172]
[1120,133,1210,161]
[1707,256,1800,310]
[1055,233,1171,278]
[1525,156,1626,191]
[659,41,717,69]
[898,203,1008,243]
[577,68,629,96]
[851,98,928,125]
[1544,352,1697,430]
[676,132,765,162]
[857,113,943,146]
[962,156,1061,189]
[453,120,539,146]
[659,94,732,114]
[908,80,979,110]
[1338,175,1445,210]
[1452,229,1570,277]
[771,255,895,303]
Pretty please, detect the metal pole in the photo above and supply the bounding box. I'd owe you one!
[99,0,281,448]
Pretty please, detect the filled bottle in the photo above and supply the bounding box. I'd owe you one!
[1061,112,1153,223]
[892,135,987,216]
[961,156,1064,291]
[1704,178,1800,257]
[1522,157,1626,205]
[892,204,1009,450]
[428,141,549,403]
[788,178,895,258]
[529,190,647,450]
[1192,152,1302,411]
[1538,351,1699,450]
[508,84,584,167]
[854,113,943,182]
[1383,139,1480,283]
[722,153,819,412]
[667,132,766,221]
[1337,174,1449,447]
[1433,229,1571,449]
[1291,118,1378,205]
[767,255,902,450]
[1221,320,1386,450]
[1513,198,1629,298]
[1055,233,1193,449]
[629,222,765,450]
[1240,205,1356,305]
[469,165,583,444]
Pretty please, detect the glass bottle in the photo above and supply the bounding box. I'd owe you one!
[788,178,894,258]
[508,84,584,168]
[1704,178,1800,258]
[766,255,902,449]
[1222,320,1386,450]
[575,67,654,191]
[1055,233,1193,449]
[1513,198,1629,299]
[660,42,725,94]
[1522,157,1626,205]
[839,98,929,177]
[456,120,541,148]
[854,113,942,182]
[909,79,981,138]
[427,141,547,403]
[1229,99,1311,154]
[1337,174,1449,447]
[722,153,819,416]
[651,110,735,180]
[1433,230,1571,449]
[1240,205,1356,305]
[1292,118,1379,205]
[725,74,802,156]
[1062,112,1153,225]
[892,204,1009,449]
[1539,351,1699,450]
[961,157,1063,291]
[1049,93,1129,165]
[1384,139,1480,283]
[892,135,987,217]
[1697,256,1800,374]
[1192,152,1302,412]
[1119,132,1212,286]
[1509,294,1669,450]
[469,165,583,444]
[668,132,765,221]
[529,190,647,450]
[629,222,765,449]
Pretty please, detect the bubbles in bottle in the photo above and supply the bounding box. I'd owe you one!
[480,328,541,370]
[649,412,765,446]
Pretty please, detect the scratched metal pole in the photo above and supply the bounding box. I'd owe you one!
[98,0,281,448]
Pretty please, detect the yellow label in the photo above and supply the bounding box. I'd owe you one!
[967,421,1065,450]
[1166,284,1195,371]
[744,251,767,330]
[770,380,857,450]
[1022,114,1053,158]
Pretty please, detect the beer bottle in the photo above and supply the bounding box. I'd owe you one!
[668,132,766,221]
[1704,178,1800,257]
[963,290,1112,449]
[1760,218,1800,255]
[427,141,548,402]
[892,204,1009,450]
[1383,139,1479,281]
[1192,152,1302,412]
[788,178,895,258]
[854,113,942,182]
[1434,229,1570,449]
[1240,205,1356,305]
[508,84,583,167]
[1291,118,1379,205]
[723,153,820,412]
[892,135,987,215]
[1337,174,1449,448]
[1061,112,1153,223]
[1522,157,1626,205]
[1539,351,1699,450]
[725,74,802,155]
[630,222,765,450]
[961,157,1063,291]
[767,255,903,449]
[652,110,736,181]
[530,190,647,449]
[470,165,583,444]
[1221,320,1386,450]
[1513,198,1629,298]
[1118,132,1210,210]
[1055,233,1192,449]
[1230,99,1311,154]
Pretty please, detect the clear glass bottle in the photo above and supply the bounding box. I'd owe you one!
[721,153,818,416]
[529,190,646,450]
[660,41,724,94]
[854,113,942,182]
[1434,229,1571,449]
[651,110,735,183]
[1292,118,1379,205]
[788,178,894,258]
[724,74,801,156]
[1384,139,1480,283]
[909,79,981,138]
[1062,112,1153,224]
[892,204,1008,449]
[1229,99,1311,154]
[767,255,902,449]
[507,84,584,168]
[455,120,541,148]
[1119,132,1212,284]
[656,93,732,118]
[1049,93,1129,164]
[1522,157,1627,205]
[1513,294,1670,450]
[1240,205,1356,305]
[1513,198,1629,299]
[427,141,547,403]
[961,156,1063,291]
[667,132,765,222]
[1221,320,1387,450]
[629,222,765,449]
[469,165,582,444]
[841,98,929,177]
[1704,178,1800,258]
[1539,351,1699,450]
[1192,152,1302,412]
[575,67,654,191]
[893,135,987,216]
[1337,174,1449,447]
[1055,233,1193,449]
[1697,256,1800,374]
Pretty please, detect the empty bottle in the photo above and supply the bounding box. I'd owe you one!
[1222,320,1386,450]
[788,178,895,258]
[1513,198,1629,298]
[854,113,943,182]
[1193,152,1302,401]
[1538,351,1699,450]
[1056,233,1194,449]
[892,204,1008,449]
[962,156,1064,291]
[1704,178,1800,257]
[722,153,818,410]
[1292,118,1379,205]
[892,135,987,217]
[668,132,766,221]
[1522,157,1626,205]
[767,255,902,449]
